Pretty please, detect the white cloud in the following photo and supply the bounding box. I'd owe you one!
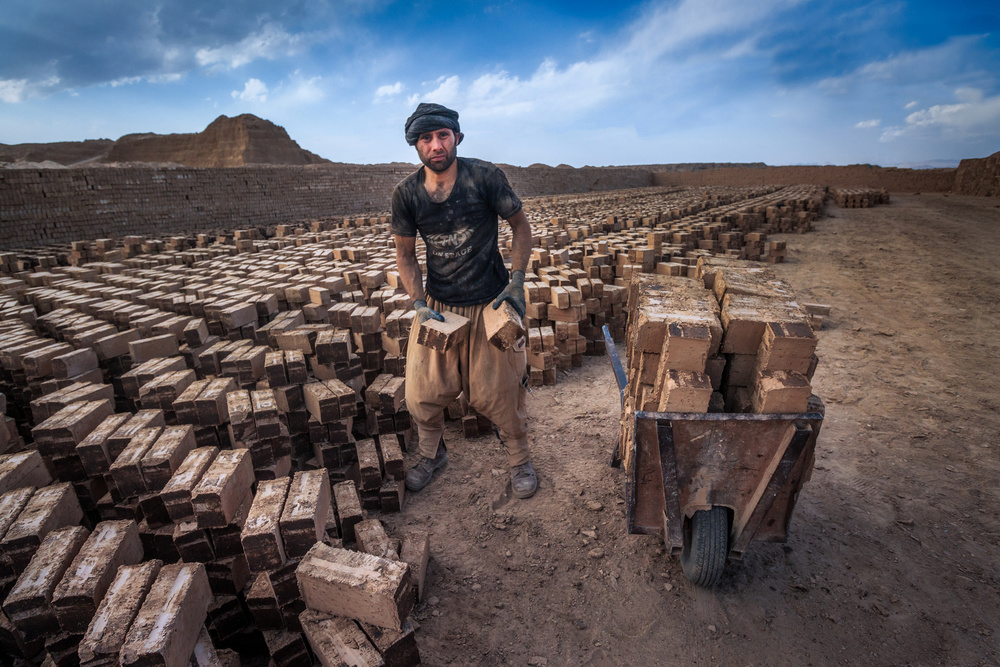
[880,87,1000,141]
[905,100,919,109]
[854,119,881,129]
[197,24,306,69]
[374,82,402,102]
[232,78,268,103]
[0,79,29,103]
[279,71,323,106]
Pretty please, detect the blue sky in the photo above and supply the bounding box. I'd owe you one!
[1,0,998,167]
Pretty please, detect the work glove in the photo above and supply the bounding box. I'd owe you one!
[492,269,526,318]
[414,299,445,324]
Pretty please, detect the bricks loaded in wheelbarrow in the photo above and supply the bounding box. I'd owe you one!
[605,264,829,587]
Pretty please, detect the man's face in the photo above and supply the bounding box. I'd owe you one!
[416,128,458,173]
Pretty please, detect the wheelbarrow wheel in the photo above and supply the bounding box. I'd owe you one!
[681,506,729,587]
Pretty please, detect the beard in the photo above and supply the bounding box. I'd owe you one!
[419,144,458,173]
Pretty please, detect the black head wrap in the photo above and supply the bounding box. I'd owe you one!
[405,103,461,146]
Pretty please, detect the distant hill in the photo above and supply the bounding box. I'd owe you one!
[0,114,330,167]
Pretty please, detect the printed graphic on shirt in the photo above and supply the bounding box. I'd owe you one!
[425,228,474,253]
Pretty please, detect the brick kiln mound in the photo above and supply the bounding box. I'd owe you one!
[105,114,331,167]
[953,150,1000,196]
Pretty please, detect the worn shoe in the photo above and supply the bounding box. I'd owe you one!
[510,461,537,499]
[405,442,447,492]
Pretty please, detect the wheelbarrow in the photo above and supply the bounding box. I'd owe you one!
[603,327,824,587]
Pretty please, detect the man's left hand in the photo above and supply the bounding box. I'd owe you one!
[492,269,526,318]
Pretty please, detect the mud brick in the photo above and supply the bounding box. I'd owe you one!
[279,351,304,386]
[328,417,354,445]
[220,303,257,330]
[77,560,161,665]
[274,385,305,414]
[188,626,224,667]
[332,481,363,544]
[22,342,74,378]
[483,300,527,352]
[364,374,392,407]
[261,627,312,667]
[173,520,214,562]
[3,525,89,635]
[140,426,196,492]
[660,321,712,373]
[193,426,220,448]
[399,529,430,602]
[221,346,267,385]
[111,427,163,499]
[347,306,380,334]
[354,439,382,492]
[128,335,180,365]
[122,358,186,400]
[720,293,806,355]
[461,415,479,438]
[183,318,210,347]
[207,493,249,558]
[245,573,282,628]
[191,449,252,529]
[251,389,282,438]
[0,487,35,571]
[300,610,382,667]
[415,311,469,353]
[378,377,406,414]
[304,381,341,424]
[195,377,237,426]
[276,329,317,354]
[242,476,290,572]
[107,410,165,460]
[141,370,196,411]
[226,391,256,443]
[51,519,144,633]
[0,451,53,495]
[751,370,812,413]
[297,542,412,630]
[278,469,331,560]
[754,321,817,375]
[266,558,301,607]
[172,380,211,425]
[119,563,212,667]
[377,436,405,482]
[161,447,218,523]
[355,519,398,561]
[76,413,132,477]
[205,555,250,597]
[264,351,288,387]
[2,483,84,572]
[359,618,420,667]
[656,370,713,413]
[52,348,99,380]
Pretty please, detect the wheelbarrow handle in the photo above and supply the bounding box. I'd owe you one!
[603,325,628,408]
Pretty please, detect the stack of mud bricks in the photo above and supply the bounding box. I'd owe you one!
[618,259,822,463]
[294,520,429,667]
[830,187,890,208]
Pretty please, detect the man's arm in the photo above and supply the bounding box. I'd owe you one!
[506,209,532,274]
[492,209,533,317]
[394,235,425,303]
[395,235,444,323]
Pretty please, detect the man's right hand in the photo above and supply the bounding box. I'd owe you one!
[414,299,445,324]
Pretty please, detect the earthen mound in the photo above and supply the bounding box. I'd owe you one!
[954,150,1000,196]
[106,114,331,167]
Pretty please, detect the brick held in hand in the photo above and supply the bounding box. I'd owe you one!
[415,311,469,352]
[482,300,526,351]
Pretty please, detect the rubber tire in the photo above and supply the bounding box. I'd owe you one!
[680,506,729,587]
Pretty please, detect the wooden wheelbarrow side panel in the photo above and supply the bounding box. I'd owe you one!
[626,411,822,559]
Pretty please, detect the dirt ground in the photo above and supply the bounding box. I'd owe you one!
[382,193,1000,666]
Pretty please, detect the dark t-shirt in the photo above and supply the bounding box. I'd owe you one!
[391,157,522,306]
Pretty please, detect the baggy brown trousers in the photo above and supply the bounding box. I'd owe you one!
[405,297,530,466]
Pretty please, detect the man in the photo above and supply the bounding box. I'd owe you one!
[391,102,536,499]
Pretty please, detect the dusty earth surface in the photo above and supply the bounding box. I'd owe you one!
[384,193,1000,666]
